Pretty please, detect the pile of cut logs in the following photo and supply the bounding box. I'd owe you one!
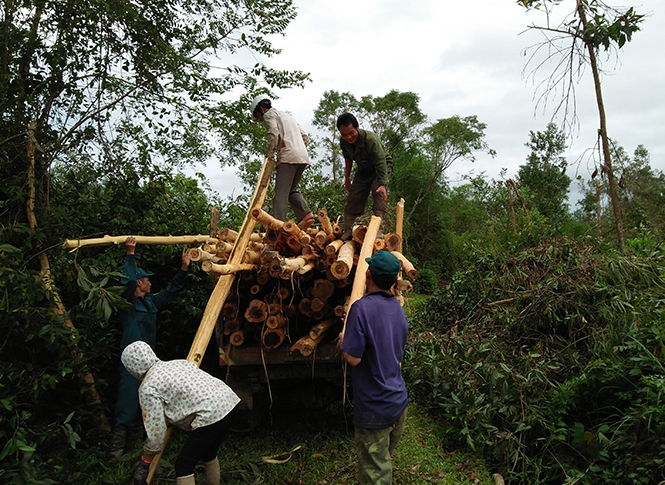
[189,208,418,357]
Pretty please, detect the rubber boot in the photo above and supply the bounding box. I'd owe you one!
[109,429,126,461]
[204,458,221,485]
[341,214,356,241]
[374,210,385,239]
[176,475,196,485]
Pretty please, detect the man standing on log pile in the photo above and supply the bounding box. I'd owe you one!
[337,112,392,240]
[337,251,408,484]
[251,95,315,226]
[110,236,191,460]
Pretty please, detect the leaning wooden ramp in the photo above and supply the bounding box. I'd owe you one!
[147,158,274,482]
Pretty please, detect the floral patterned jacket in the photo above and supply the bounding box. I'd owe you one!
[121,341,240,455]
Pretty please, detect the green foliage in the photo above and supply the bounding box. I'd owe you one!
[517,123,571,226]
[404,234,665,483]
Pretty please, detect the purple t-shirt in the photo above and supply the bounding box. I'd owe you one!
[341,291,408,428]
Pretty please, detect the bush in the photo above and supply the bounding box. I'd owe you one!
[403,236,665,484]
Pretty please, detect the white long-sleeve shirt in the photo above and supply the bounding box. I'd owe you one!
[262,108,310,165]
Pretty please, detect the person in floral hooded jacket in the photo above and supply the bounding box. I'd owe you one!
[121,341,240,485]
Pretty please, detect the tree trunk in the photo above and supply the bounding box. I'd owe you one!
[577,0,626,255]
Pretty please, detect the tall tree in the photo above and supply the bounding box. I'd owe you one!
[406,115,495,220]
[517,123,571,224]
[520,0,645,255]
[312,90,360,182]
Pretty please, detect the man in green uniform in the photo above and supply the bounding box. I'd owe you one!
[337,112,392,240]
[109,236,191,460]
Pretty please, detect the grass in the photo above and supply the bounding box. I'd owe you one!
[92,293,495,484]
[94,400,493,484]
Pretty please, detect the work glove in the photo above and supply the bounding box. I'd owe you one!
[131,457,151,485]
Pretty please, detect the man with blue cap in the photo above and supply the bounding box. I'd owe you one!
[337,250,409,484]
[110,236,191,460]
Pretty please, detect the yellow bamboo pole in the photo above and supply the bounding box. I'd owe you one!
[342,215,382,335]
[395,198,405,254]
[63,234,218,251]
[146,158,274,484]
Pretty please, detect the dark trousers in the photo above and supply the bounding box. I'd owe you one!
[113,366,141,431]
[344,170,386,216]
[174,406,239,477]
[273,163,311,222]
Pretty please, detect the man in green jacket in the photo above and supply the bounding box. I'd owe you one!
[110,236,191,460]
[337,112,392,240]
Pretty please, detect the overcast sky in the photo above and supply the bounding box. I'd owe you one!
[204,0,664,209]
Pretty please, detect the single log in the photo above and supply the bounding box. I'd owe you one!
[201,261,258,275]
[314,230,330,249]
[373,238,386,252]
[283,256,307,274]
[276,287,291,300]
[396,198,405,253]
[188,248,221,263]
[352,225,367,244]
[230,330,245,347]
[245,299,268,323]
[312,279,335,301]
[298,298,313,316]
[332,223,342,238]
[283,219,305,239]
[325,239,345,256]
[267,302,282,316]
[298,262,315,275]
[395,278,413,293]
[263,327,286,349]
[216,241,234,253]
[266,314,287,329]
[334,305,345,317]
[249,241,265,253]
[344,215,382,334]
[251,208,284,231]
[390,251,419,279]
[318,208,334,235]
[286,235,302,254]
[310,298,325,313]
[210,206,219,239]
[331,240,355,279]
[218,228,238,241]
[309,319,334,340]
[257,273,270,285]
[250,284,262,295]
[299,233,312,246]
[221,303,238,319]
[63,234,217,251]
[242,250,261,264]
[284,304,297,317]
[384,233,401,252]
[224,318,241,335]
[290,333,325,357]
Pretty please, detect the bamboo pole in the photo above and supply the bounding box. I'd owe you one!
[395,198,405,254]
[147,158,274,484]
[63,234,218,251]
[318,208,334,235]
[390,251,419,279]
[201,262,258,275]
[343,215,381,334]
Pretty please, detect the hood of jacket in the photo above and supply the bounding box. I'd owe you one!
[121,341,159,380]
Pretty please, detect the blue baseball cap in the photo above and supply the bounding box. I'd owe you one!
[121,267,154,285]
[365,251,401,284]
